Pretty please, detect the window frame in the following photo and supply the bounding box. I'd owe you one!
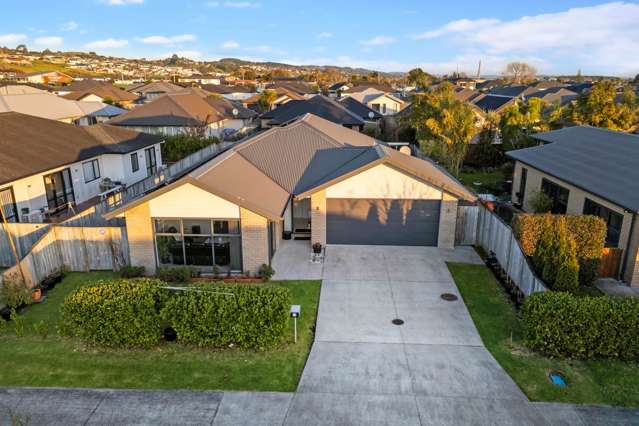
[145,147,157,177]
[541,178,569,214]
[153,218,242,272]
[0,186,19,223]
[130,152,140,173]
[82,159,101,183]
[583,198,624,248]
[517,167,528,206]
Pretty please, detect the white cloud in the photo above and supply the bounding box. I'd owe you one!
[61,21,79,31]
[100,0,144,5]
[0,33,27,45]
[137,34,197,45]
[85,38,129,49]
[224,2,260,8]
[316,32,332,39]
[34,36,63,48]
[413,2,639,75]
[220,40,240,49]
[360,36,396,46]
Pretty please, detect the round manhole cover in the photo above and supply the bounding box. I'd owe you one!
[391,318,405,326]
[440,293,459,302]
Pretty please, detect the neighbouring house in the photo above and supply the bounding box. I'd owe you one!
[60,80,139,109]
[341,87,405,116]
[267,80,317,97]
[19,71,73,85]
[449,77,478,90]
[524,87,579,106]
[0,84,49,95]
[260,95,365,130]
[107,92,257,138]
[470,94,516,114]
[242,87,305,112]
[73,102,129,125]
[337,96,383,126]
[180,75,222,85]
[327,82,350,97]
[487,85,537,99]
[0,112,163,223]
[454,88,482,103]
[202,85,257,101]
[104,113,476,276]
[0,92,126,124]
[127,81,185,104]
[507,126,639,286]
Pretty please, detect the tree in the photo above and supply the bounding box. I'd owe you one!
[406,68,434,90]
[409,83,477,176]
[258,89,277,112]
[15,44,28,53]
[571,81,637,131]
[633,74,639,85]
[503,62,537,84]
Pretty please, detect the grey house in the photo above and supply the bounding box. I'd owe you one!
[507,126,639,286]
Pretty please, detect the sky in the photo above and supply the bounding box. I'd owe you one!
[1,1,638,76]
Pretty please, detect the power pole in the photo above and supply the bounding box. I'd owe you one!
[476,60,482,79]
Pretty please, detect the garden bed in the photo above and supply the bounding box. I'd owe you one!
[0,272,320,391]
[448,262,639,407]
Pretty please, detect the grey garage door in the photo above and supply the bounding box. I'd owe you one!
[326,198,441,246]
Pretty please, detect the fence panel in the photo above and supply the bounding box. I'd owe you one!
[473,205,547,296]
[1,225,130,288]
[455,206,478,246]
[0,223,50,266]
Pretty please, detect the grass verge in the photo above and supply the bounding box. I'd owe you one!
[0,272,320,392]
[448,262,639,407]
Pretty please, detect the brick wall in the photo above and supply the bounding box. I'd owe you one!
[124,202,156,275]
[310,191,326,246]
[437,193,458,249]
[240,207,269,276]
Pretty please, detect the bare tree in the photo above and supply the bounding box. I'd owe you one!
[503,62,537,84]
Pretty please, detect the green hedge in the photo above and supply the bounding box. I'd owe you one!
[60,280,292,349]
[513,214,607,260]
[523,292,639,360]
[59,279,166,347]
[161,284,291,349]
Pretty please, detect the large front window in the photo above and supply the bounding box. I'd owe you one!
[583,198,624,248]
[154,218,242,272]
[541,178,569,214]
[145,147,157,177]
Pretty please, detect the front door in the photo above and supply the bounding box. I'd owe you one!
[43,169,75,212]
[292,198,311,238]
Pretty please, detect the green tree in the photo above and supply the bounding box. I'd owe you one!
[258,89,277,112]
[406,68,434,90]
[409,83,477,176]
[571,81,637,131]
[633,74,639,85]
[500,98,548,150]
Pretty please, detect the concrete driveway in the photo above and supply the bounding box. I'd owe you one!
[286,245,544,425]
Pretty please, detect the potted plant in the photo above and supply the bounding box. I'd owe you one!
[312,242,322,254]
[31,287,43,303]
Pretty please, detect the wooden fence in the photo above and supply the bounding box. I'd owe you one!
[0,223,50,266]
[455,205,478,246]
[1,226,129,288]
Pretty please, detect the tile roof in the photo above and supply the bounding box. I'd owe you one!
[507,126,639,212]
[0,112,162,185]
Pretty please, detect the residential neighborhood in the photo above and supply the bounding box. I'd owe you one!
[1,1,639,425]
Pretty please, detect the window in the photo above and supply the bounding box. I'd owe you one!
[82,159,101,183]
[541,178,569,214]
[583,198,624,247]
[0,187,18,223]
[517,168,527,206]
[145,147,157,177]
[130,153,139,172]
[43,168,75,211]
[154,218,242,272]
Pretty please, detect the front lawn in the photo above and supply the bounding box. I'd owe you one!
[448,262,639,407]
[458,169,505,194]
[0,272,320,392]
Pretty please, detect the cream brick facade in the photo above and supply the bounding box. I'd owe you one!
[310,191,326,246]
[512,161,639,286]
[240,207,269,276]
[124,202,156,275]
[437,193,458,249]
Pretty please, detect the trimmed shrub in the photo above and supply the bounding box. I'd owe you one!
[60,279,166,347]
[259,264,275,281]
[529,191,553,213]
[156,266,197,283]
[119,265,146,278]
[523,292,639,360]
[532,216,579,292]
[33,320,49,339]
[161,284,291,349]
[513,214,607,260]
[0,278,31,309]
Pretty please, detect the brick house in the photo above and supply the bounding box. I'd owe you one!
[105,114,476,276]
